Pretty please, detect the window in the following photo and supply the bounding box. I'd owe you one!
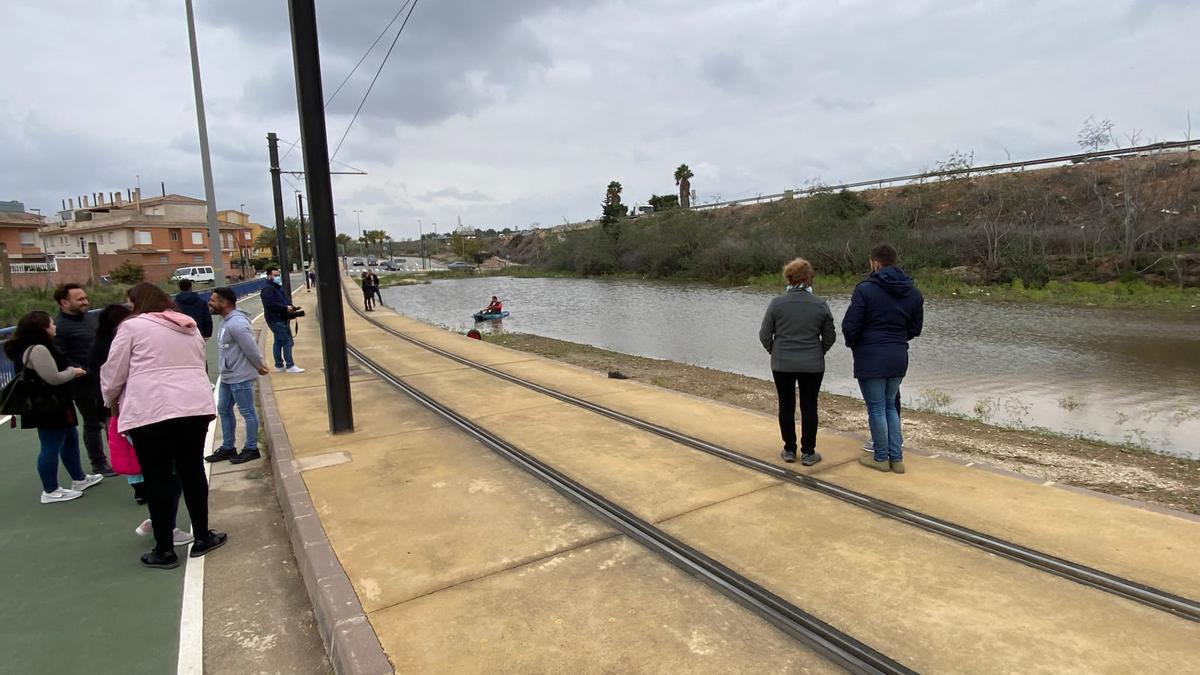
[159,255,169,264]
[20,231,35,246]
[170,230,179,241]
[136,230,153,245]
[243,231,252,241]
[191,231,204,245]
[108,233,114,244]
[193,255,204,263]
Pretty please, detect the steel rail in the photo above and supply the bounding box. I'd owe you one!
[346,342,914,675]
[341,290,1200,624]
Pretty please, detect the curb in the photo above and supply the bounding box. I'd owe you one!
[257,357,393,674]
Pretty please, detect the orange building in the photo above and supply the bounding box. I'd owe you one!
[0,208,45,261]
[39,192,253,279]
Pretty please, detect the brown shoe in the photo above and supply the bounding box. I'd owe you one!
[858,455,891,472]
[890,460,906,474]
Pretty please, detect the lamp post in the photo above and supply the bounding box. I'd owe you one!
[352,209,363,255]
[184,0,225,283]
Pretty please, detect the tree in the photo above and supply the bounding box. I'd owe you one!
[1077,115,1115,153]
[336,233,353,253]
[674,164,694,208]
[648,194,679,211]
[109,261,144,284]
[254,218,302,264]
[601,181,627,230]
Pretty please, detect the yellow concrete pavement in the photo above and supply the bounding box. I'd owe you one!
[269,307,833,672]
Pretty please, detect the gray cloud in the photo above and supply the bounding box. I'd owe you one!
[417,187,492,202]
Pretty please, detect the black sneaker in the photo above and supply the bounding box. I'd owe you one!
[131,482,147,505]
[780,448,797,463]
[205,446,238,463]
[95,464,119,478]
[229,447,261,465]
[141,550,180,569]
[189,530,228,558]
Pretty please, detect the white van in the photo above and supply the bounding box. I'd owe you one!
[171,266,215,284]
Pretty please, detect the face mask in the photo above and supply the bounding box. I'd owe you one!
[272,276,283,286]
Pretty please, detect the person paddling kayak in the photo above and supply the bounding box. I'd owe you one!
[483,296,502,314]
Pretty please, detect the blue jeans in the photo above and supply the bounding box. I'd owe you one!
[36,427,86,492]
[218,380,259,451]
[858,377,904,462]
[268,320,294,369]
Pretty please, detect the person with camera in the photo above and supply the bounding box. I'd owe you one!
[261,268,305,373]
[205,287,271,465]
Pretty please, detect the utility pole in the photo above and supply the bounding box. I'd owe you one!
[287,0,353,433]
[353,209,363,255]
[417,219,425,270]
[267,133,292,297]
[184,0,225,283]
[296,192,309,289]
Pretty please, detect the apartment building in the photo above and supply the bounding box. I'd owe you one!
[40,192,252,271]
[217,209,272,258]
[0,201,45,260]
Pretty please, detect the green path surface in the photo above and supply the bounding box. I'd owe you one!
[0,294,263,674]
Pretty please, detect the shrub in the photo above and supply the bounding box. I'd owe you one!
[109,261,145,284]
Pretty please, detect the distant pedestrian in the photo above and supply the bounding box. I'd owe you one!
[759,258,836,466]
[261,268,304,373]
[174,279,213,340]
[842,244,924,474]
[361,270,375,311]
[370,269,383,306]
[205,287,270,465]
[53,283,115,476]
[4,310,102,503]
[307,269,316,291]
[102,282,226,569]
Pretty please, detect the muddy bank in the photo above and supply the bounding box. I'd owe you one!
[487,333,1200,516]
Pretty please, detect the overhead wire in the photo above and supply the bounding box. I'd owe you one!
[279,0,415,165]
[330,0,420,163]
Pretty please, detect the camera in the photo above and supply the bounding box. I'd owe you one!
[287,307,306,320]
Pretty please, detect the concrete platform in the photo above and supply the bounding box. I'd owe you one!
[264,280,1200,672]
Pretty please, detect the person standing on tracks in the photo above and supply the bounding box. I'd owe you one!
[205,287,270,465]
[759,258,836,466]
[842,244,924,474]
[262,268,305,373]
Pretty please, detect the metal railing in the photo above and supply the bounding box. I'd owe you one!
[0,278,268,392]
[690,139,1200,211]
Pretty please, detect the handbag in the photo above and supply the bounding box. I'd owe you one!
[0,350,69,416]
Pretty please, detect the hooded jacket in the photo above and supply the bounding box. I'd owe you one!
[261,280,291,324]
[759,287,836,373]
[218,308,265,384]
[174,290,214,338]
[101,310,215,434]
[841,266,924,379]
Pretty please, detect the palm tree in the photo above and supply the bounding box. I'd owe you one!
[674,164,694,208]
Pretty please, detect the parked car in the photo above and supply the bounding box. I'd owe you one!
[447,261,476,271]
[367,255,378,266]
[381,260,398,271]
[171,265,215,284]
[351,258,365,267]
[255,271,268,279]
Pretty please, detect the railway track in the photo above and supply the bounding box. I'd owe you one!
[340,285,1200,625]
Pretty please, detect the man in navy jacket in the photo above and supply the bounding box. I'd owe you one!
[261,269,304,373]
[842,244,923,474]
[174,279,213,339]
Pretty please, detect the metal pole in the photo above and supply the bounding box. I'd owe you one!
[267,133,293,297]
[352,210,362,256]
[184,0,225,283]
[287,0,353,433]
[418,219,426,269]
[296,192,309,288]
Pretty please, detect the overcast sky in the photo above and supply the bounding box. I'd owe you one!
[1,0,1195,240]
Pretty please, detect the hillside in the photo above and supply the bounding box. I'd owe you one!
[506,151,1199,289]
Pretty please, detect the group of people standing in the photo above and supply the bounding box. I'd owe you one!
[759,244,924,473]
[360,268,382,311]
[3,273,296,569]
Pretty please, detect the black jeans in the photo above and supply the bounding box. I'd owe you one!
[129,416,212,554]
[772,370,824,454]
[71,380,108,470]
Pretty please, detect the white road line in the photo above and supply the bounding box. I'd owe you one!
[0,415,11,426]
[177,376,220,675]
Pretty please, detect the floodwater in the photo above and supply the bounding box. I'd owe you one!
[381,276,1200,458]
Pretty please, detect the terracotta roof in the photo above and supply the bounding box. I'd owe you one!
[0,212,45,227]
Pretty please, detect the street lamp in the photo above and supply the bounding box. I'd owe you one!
[352,209,363,255]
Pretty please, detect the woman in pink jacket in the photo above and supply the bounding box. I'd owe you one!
[102,283,226,569]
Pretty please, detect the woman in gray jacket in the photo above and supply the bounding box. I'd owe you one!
[759,259,836,465]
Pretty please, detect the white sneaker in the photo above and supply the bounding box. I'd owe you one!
[862,442,873,452]
[41,487,83,504]
[70,474,103,491]
[135,519,194,546]
[285,365,305,373]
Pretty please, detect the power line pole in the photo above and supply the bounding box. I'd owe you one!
[296,192,309,289]
[184,0,225,283]
[267,133,293,297]
[287,0,353,433]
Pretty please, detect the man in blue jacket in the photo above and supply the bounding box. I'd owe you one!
[841,244,924,474]
[261,269,304,373]
[174,279,213,339]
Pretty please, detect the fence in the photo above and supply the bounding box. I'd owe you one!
[0,277,269,394]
